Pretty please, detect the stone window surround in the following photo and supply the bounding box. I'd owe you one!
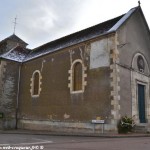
[132,52,149,74]
[30,70,42,97]
[68,59,87,94]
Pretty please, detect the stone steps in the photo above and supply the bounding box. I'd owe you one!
[133,124,150,133]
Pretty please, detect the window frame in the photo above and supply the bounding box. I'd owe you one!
[68,59,87,94]
[72,60,83,93]
[30,70,42,97]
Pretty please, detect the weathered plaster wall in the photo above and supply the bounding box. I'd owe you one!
[119,66,132,116]
[90,38,110,69]
[18,35,115,132]
[0,60,20,129]
[118,11,150,66]
[0,42,7,54]
[117,9,150,120]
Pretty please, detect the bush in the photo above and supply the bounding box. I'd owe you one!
[117,116,135,134]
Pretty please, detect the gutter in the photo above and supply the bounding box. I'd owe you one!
[15,62,22,129]
[15,48,30,129]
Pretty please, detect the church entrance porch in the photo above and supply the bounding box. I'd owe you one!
[131,74,150,133]
[131,74,150,124]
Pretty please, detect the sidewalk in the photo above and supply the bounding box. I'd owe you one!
[0,129,150,138]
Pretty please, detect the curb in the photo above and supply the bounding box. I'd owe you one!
[0,130,150,138]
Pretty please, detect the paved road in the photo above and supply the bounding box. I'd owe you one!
[0,134,150,150]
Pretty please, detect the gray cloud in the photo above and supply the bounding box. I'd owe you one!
[13,0,87,48]
[1,0,150,49]
[0,0,87,48]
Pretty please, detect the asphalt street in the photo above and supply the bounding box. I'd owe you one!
[0,133,150,150]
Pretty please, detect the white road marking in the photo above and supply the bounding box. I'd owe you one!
[0,140,53,146]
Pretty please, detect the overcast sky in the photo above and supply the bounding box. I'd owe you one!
[0,0,149,49]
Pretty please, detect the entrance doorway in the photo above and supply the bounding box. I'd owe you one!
[138,84,146,123]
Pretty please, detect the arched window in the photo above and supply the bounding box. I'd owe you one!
[33,72,40,95]
[31,70,42,97]
[73,62,82,91]
[132,53,149,74]
[68,59,87,93]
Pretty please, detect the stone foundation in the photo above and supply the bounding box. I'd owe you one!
[18,119,117,133]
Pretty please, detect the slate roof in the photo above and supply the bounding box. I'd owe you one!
[0,6,139,62]
[24,15,124,62]
[0,46,30,62]
[0,34,28,46]
[24,6,138,62]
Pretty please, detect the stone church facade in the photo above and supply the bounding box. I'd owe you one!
[0,6,150,133]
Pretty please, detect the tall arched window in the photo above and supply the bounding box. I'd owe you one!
[33,72,40,95]
[73,62,83,91]
[68,59,87,93]
[31,70,42,97]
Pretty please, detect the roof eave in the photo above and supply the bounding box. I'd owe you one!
[0,45,29,63]
[23,30,116,63]
[0,57,23,63]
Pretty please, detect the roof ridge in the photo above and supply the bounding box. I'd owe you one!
[0,34,28,45]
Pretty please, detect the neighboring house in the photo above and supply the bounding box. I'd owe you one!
[0,5,150,133]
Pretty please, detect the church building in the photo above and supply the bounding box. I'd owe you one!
[0,5,150,133]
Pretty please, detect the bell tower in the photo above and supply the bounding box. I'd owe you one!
[0,34,28,55]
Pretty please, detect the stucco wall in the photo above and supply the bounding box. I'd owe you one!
[0,60,20,129]
[119,66,132,116]
[117,8,150,118]
[18,36,114,131]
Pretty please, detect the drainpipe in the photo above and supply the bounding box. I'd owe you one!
[15,62,22,129]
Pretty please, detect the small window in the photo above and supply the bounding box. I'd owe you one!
[33,72,40,95]
[31,70,42,97]
[73,62,82,91]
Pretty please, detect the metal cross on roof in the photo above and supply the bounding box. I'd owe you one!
[13,16,17,34]
[138,0,141,6]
